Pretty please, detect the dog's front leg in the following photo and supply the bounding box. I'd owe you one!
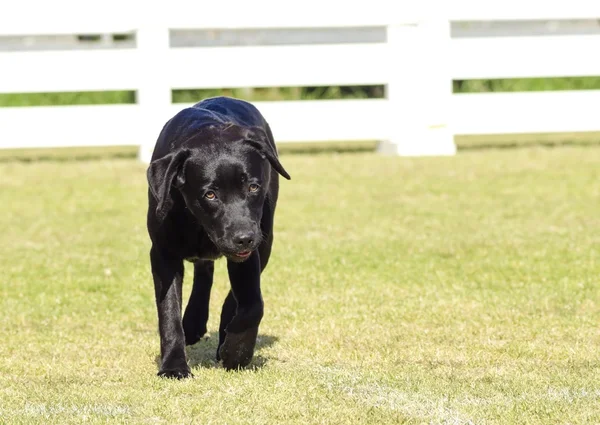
[218,252,264,370]
[150,246,191,379]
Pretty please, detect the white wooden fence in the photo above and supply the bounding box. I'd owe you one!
[1,1,600,162]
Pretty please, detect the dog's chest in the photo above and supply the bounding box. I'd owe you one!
[183,248,222,262]
[181,230,222,263]
[184,251,222,263]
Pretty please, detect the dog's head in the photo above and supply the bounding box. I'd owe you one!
[147,124,290,261]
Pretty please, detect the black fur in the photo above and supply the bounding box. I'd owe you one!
[146,97,290,377]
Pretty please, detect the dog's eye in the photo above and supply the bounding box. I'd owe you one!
[204,191,216,200]
[249,184,260,193]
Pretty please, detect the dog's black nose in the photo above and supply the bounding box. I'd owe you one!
[233,232,255,247]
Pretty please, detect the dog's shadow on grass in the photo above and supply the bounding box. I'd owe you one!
[154,332,279,372]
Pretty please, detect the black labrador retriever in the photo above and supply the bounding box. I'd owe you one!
[146,96,290,378]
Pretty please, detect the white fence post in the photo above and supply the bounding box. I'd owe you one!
[136,25,172,163]
[379,15,456,156]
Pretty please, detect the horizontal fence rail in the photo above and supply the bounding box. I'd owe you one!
[1,0,600,161]
[451,35,600,80]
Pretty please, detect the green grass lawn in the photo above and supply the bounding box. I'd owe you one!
[0,145,599,424]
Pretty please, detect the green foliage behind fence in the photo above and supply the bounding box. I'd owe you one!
[2,77,600,107]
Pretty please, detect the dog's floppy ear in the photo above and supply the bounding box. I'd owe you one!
[243,127,291,180]
[147,149,191,221]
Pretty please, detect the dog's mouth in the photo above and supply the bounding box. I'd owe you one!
[213,233,262,262]
[222,249,254,262]
[234,250,252,259]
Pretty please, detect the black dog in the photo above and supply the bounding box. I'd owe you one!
[146,97,290,378]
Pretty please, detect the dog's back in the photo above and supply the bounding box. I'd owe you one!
[152,97,269,161]
[193,96,267,128]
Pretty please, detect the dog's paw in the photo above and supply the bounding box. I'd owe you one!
[157,367,193,380]
[218,326,259,370]
[183,324,207,346]
[182,314,207,346]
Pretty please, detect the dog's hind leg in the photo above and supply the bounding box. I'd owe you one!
[216,290,237,361]
[182,260,214,346]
